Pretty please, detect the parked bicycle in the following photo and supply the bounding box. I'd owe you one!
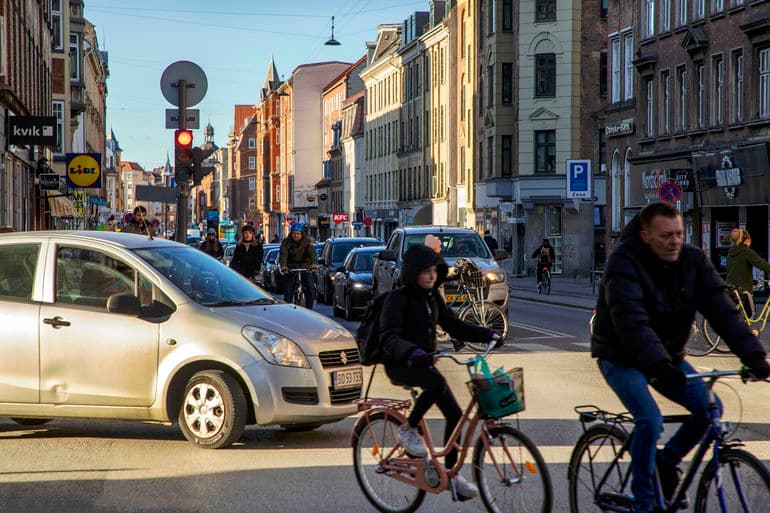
[537,265,551,295]
[444,258,509,353]
[567,368,770,513]
[352,341,552,513]
[686,281,770,357]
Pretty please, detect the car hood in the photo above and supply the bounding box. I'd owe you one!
[211,303,353,354]
[348,272,373,284]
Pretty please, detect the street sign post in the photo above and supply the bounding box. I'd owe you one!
[566,160,592,199]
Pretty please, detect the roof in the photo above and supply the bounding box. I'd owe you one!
[393,226,479,234]
[0,230,183,249]
[322,55,367,93]
[119,161,145,172]
[233,105,257,132]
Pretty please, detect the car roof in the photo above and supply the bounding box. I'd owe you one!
[324,237,382,244]
[0,230,182,250]
[394,226,479,235]
[348,245,385,253]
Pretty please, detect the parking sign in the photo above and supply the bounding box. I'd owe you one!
[567,159,592,199]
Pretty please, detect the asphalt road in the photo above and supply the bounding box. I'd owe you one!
[0,300,768,513]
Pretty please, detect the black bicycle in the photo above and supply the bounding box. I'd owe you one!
[286,268,310,307]
[568,368,770,513]
[537,265,551,295]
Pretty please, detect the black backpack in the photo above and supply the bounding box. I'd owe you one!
[356,292,390,366]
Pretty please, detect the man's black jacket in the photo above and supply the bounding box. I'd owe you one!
[591,220,765,372]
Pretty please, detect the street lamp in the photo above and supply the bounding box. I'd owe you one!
[325,16,341,46]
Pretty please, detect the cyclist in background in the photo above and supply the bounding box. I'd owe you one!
[531,238,553,288]
[726,228,770,318]
[591,202,769,513]
[279,223,317,309]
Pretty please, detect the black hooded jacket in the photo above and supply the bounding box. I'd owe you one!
[591,215,765,372]
[380,245,490,363]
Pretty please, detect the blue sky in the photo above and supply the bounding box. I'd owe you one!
[86,0,427,171]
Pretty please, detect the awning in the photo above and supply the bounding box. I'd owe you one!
[46,193,78,217]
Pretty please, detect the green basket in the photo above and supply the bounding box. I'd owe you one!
[467,367,525,419]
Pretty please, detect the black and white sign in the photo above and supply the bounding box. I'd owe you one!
[38,173,60,190]
[672,169,694,192]
[8,116,57,146]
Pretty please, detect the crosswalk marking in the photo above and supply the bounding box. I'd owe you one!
[508,321,574,339]
[506,342,562,352]
[572,342,591,349]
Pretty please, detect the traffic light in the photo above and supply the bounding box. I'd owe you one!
[192,146,216,186]
[174,129,193,181]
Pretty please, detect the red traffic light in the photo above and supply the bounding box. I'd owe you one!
[175,129,193,165]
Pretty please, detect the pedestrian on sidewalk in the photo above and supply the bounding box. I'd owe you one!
[484,230,499,251]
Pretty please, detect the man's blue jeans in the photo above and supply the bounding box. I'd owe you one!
[598,359,720,513]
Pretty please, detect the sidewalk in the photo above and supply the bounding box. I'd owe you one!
[507,274,597,310]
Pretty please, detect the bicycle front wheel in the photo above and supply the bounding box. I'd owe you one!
[473,424,552,513]
[694,447,770,513]
[703,319,732,353]
[458,301,509,353]
[568,424,630,513]
[686,314,720,357]
[352,411,425,513]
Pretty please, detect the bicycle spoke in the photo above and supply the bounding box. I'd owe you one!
[568,426,630,513]
[694,448,770,513]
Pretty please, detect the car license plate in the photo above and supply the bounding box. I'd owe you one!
[333,367,363,389]
[446,294,469,302]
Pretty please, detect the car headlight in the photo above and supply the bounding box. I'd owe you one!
[352,282,370,289]
[241,326,310,368]
[486,271,506,283]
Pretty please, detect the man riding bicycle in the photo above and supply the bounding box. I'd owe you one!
[279,223,318,309]
[531,238,553,288]
[591,202,769,513]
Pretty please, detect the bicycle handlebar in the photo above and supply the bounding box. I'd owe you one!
[686,367,767,383]
[433,339,497,367]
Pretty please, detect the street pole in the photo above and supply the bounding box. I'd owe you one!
[174,79,188,243]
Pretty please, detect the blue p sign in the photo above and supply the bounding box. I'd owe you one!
[567,159,591,199]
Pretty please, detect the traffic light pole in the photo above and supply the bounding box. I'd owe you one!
[174,79,189,243]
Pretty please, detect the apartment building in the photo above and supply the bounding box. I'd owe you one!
[361,24,402,240]
[0,0,53,230]
[340,91,366,236]
[610,0,770,273]
[229,106,259,228]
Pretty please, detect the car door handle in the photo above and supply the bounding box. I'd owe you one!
[43,316,71,328]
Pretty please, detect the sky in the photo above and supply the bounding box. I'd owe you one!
[86,0,428,171]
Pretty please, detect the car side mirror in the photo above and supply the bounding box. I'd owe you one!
[378,250,396,262]
[493,249,510,261]
[106,293,142,316]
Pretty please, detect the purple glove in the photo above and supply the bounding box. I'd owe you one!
[487,329,504,348]
[408,348,433,367]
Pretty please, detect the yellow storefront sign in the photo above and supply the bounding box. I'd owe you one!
[65,153,102,188]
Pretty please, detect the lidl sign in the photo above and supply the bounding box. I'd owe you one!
[65,153,102,189]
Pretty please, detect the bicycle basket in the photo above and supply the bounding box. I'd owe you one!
[467,367,525,419]
[458,263,486,290]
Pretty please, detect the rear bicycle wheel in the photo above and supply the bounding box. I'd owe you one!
[702,317,733,353]
[544,271,551,295]
[352,412,425,513]
[473,424,552,513]
[694,447,770,513]
[568,424,630,513]
[686,314,719,356]
[458,301,509,353]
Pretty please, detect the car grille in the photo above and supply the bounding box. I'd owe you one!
[329,387,362,404]
[282,387,319,405]
[318,348,361,368]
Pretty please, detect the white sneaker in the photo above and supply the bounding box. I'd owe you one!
[397,425,427,458]
[451,474,478,498]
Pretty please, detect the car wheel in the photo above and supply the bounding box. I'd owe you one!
[178,370,247,449]
[10,418,52,426]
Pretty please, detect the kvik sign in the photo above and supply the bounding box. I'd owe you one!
[8,116,57,146]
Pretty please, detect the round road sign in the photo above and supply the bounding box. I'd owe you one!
[160,61,208,107]
[658,180,681,203]
[67,154,101,188]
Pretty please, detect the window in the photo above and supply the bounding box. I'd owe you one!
[502,63,513,104]
[600,52,608,97]
[624,34,634,100]
[662,71,671,134]
[51,0,63,50]
[53,101,64,153]
[501,135,512,177]
[248,137,256,149]
[760,48,770,119]
[601,0,608,18]
[0,244,40,301]
[611,38,621,102]
[695,0,705,19]
[697,63,705,127]
[69,33,80,81]
[646,79,655,136]
[248,176,256,190]
[661,0,670,31]
[503,0,513,31]
[534,130,556,174]
[536,0,556,21]
[714,0,724,13]
[248,156,256,170]
[487,136,494,177]
[488,0,495,33]
[712,56,723,126]
[644,0,655,38]
[55,247,135,309]
[488,65,494,106]
[535,53,556,97]
[678,0,687,26]
[734,52,743,122]
[678,67,688,130]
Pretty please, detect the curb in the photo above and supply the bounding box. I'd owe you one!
[508,287,595,311]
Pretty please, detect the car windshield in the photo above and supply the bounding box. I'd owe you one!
[332,241,379,262]
[403,233,491,259]
[265,248,279,263]
[351,252,376,272]
[135,246,276,306]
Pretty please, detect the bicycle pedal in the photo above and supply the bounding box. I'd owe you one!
[597,492,633,510]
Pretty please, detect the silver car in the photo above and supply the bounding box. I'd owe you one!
[0,231,363,448]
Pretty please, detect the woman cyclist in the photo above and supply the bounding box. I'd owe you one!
[726,228,770,318]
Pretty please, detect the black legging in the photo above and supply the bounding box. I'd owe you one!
[385,363,463,468]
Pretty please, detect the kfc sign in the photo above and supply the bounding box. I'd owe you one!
[332,213,349,224]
